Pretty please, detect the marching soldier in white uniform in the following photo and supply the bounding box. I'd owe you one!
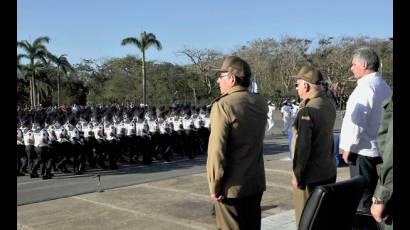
[17,119,26,176]
[280,101,293,135]
[82,116,97,168]
[266,101,276,135]
[68,116,86,175]
[23,119,38,178]
[104,114,120,169]
[135,110,150,164]
[93,115,108,169]
[33,117,53,179]
[124,112,138,163]
[54,115,72,173]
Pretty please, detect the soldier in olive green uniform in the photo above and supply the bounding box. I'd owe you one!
[207,56,268,230]
[371,95,393,229]
[290,66,337,227]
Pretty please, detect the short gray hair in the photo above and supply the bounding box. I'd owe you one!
[352,47,380,72]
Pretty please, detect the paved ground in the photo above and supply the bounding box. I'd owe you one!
[17,110,349,230]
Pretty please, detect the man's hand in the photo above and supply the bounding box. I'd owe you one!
[342,151,351,164]
[291,177,298,189]
[371,203,385,223]
[211,194,224,202]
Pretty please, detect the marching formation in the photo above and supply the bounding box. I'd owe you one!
[17,104,211,179]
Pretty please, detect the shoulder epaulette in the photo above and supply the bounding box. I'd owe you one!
[210,94,228,105]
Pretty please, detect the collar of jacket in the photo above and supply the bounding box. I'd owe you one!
[299,90,325,108]
[226,85,248,95]
[210,86,248,104]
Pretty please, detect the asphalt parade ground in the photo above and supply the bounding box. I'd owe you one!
[17,110,349,230]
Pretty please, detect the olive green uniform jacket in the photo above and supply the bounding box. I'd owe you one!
[291,90,337,189]
[374,96,393,228]
[206,86,268,198]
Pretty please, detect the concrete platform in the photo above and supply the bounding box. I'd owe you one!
[17,154,349,230]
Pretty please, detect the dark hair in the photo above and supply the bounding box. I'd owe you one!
[234,76,251,88]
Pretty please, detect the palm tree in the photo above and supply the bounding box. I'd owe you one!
[17,36,50,108]
[48,54,74,106]
[35,65,54,106]
[121,31,162,104]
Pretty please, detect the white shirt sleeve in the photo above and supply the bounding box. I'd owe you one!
[339,85,373,153]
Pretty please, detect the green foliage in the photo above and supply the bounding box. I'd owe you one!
[17,35,393,107]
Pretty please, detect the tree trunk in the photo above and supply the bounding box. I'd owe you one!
[57,67,61,106]
[32,73,37,109]
[192,87,197,107]
[142,50,146,105]
[29,79,33,109]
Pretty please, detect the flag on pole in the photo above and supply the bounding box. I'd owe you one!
[250,73,258,93]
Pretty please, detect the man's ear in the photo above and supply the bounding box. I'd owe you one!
[362,61,368,70]
[229,75,237,86]
[306,82,310,91]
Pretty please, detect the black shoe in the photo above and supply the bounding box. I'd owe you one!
[48,172,55,177]
[30,173,39,178]
[42,175,51,180]
[109,165,119,170]
[74,171,83,175]
[57,165,65,172]
[17,172,25,176]
[97,161,107,169]
[62,169,72,173]
[21,169,29,174]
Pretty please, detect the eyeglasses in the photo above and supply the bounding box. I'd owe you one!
[219,72,230,79]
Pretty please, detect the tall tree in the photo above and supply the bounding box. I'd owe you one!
[121,31,162,104]
[48,54,74,106]
[17,36,50,108]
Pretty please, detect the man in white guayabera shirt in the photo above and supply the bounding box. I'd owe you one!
[339,47,392,214]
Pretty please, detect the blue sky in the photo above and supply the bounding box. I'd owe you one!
[17,0,392,66]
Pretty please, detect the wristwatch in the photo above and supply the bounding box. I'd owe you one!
[372,197,384,204]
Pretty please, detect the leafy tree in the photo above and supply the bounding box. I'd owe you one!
[178,48,223,95]
[121,31,162,104]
